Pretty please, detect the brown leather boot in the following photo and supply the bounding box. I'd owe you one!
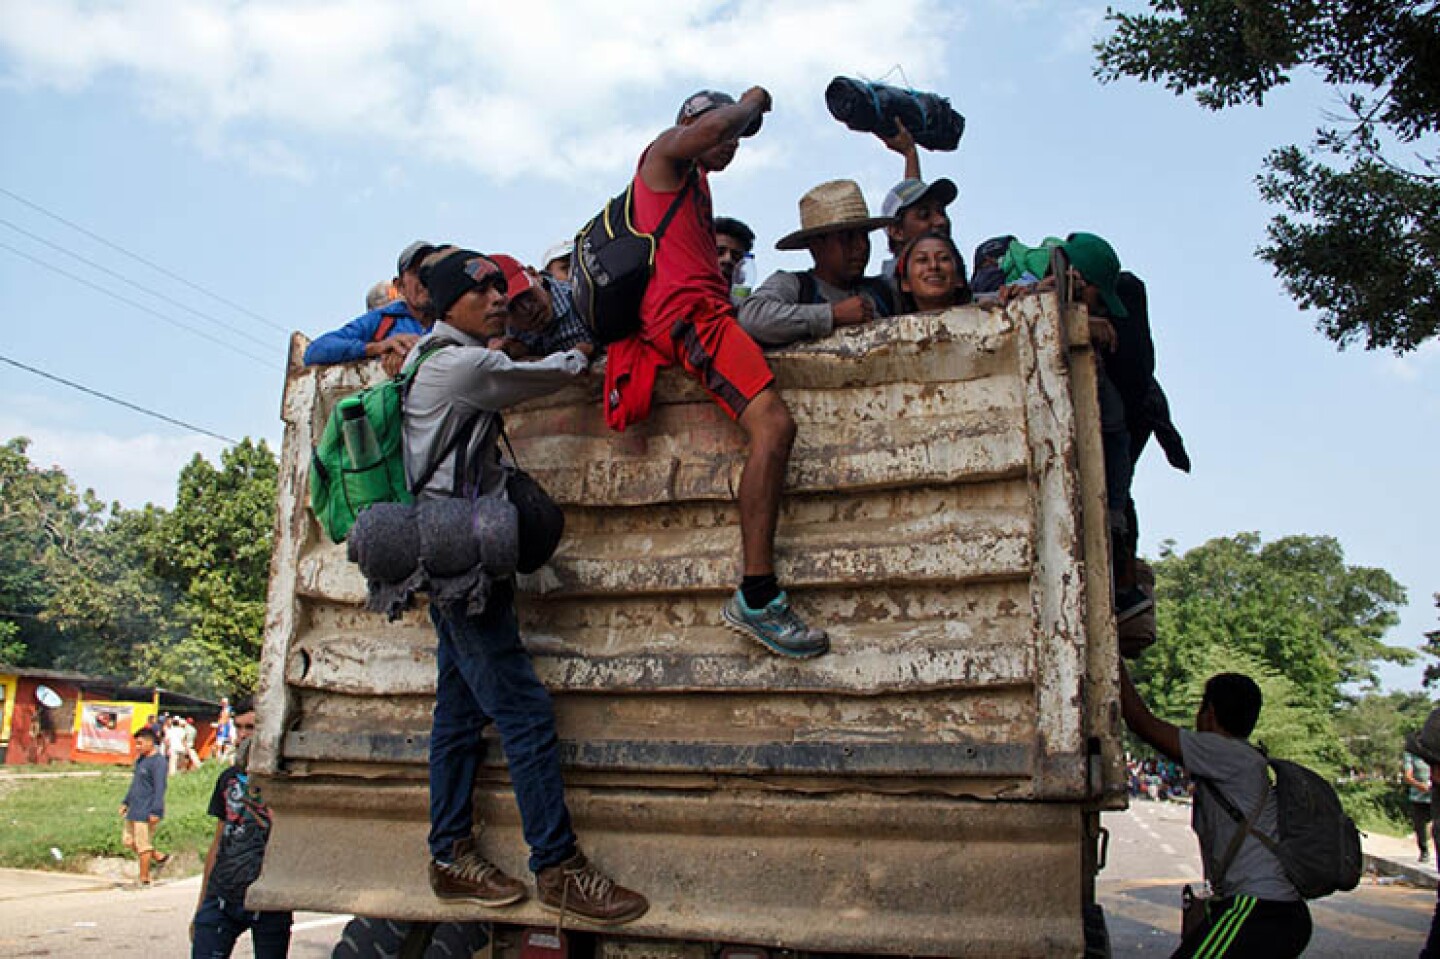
[535,850,648,925]
[429,837,527,907]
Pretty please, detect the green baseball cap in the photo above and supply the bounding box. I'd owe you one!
[1063,232,1127,319]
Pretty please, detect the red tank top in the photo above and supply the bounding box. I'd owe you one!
[633,152,730,329]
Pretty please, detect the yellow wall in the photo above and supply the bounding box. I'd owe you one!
[0,673,16,743]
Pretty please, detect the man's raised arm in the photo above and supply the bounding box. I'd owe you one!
[641,87,772,191]
[1119,659,1182,762]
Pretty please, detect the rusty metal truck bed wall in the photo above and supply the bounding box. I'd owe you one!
[251,298,1122,956]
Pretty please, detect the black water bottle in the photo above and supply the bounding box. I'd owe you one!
[339,400,381,469]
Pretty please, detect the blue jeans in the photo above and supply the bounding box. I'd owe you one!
[427,582,576,872]
[191,893,292,959]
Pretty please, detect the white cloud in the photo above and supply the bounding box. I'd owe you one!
[0,415,225,509]
[1386,338,1440,382]
[0,0,956,182]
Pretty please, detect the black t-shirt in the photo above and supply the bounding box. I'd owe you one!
[205,766,273,902]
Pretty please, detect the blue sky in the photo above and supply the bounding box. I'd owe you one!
[0,1,1435,689]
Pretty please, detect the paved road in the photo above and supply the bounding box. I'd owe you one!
[0,871,343,957]
[1102,801,1435,957]
[0,806,1434,957]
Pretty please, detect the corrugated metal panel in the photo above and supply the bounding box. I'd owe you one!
[250,297,1119,955]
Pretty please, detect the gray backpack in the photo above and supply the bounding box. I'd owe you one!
[1200,753,1362,899]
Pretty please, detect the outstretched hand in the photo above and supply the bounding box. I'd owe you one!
[740,86,773,115]
[881,118,916,156]
[368,334,419,376]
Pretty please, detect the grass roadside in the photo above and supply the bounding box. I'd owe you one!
[0,762,222,875]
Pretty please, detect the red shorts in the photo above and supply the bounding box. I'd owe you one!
[645,296,773,419]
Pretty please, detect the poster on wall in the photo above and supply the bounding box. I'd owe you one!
[78,703,134,755]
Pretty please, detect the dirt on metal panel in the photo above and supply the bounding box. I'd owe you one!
[252,297,1119,956]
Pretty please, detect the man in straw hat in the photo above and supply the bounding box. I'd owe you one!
[602,87,829,660]
[739,179,898,348]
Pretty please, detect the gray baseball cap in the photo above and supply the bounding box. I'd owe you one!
[396,240,437,276]
[881,178,958,219]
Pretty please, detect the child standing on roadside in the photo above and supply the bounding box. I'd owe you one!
[120,726,169,887]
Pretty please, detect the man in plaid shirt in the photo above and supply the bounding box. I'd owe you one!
[489,254,595,358]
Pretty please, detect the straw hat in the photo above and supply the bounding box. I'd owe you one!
[774,179,893,251]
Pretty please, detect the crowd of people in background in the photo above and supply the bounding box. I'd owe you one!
[1127,754,1193,802]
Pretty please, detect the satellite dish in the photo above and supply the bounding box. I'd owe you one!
[35,685,62,709]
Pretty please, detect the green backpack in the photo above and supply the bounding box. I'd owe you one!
[309,342,450,543]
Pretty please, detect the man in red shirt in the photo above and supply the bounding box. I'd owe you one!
[611,88,827,660]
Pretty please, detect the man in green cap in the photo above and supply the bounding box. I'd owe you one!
[1066,231,1199,649]
[1060,232,1152,627]
[995,232,1189,643]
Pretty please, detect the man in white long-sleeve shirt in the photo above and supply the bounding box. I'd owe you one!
[401,248,648,926]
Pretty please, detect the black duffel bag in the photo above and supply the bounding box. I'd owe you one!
[825,77,965,151]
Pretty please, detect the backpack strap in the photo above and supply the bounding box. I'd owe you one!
[396,337,487,497]
[372,313,398,343]
[649,166,697,243]
[792,271,894,315]
[859,277,899,317]
[793,270,820,305]
[1197,774,1276,885]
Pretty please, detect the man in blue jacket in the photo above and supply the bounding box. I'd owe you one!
[304,240,436,375]
[120,726,170,887]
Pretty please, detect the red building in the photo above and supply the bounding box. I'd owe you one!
[0,666,220,766]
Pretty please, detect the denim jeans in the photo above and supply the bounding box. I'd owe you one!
[427,581,577,872]
[191,893,292,959]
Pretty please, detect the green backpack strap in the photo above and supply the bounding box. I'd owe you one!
[396,337,459,496]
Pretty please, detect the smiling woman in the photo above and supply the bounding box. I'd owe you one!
[897,230,971,313]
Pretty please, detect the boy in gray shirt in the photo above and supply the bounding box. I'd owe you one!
[1119,662,1311,958]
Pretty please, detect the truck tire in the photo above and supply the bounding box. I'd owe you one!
[331,917,489,959]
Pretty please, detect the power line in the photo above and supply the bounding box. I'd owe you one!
[0,352,239,445]
[0,184,288,333]
[0,239,274,368]
[0,216,275,347]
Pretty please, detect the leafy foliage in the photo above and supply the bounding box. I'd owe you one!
[1130,532,1413,788]
[1421,594,1440,689]
[1095,1,1440,353]
[1334,689,1434,774]
[139,439,278,697]
[0,436,277,698]
[0,437,108,668]
[1137,533,1410,720]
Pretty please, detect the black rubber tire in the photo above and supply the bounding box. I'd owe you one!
[331,917,489,959]
[426,922,490,959]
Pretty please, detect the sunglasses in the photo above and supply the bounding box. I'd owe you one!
[464,257,508,294]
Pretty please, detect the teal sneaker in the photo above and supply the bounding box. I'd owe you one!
[722,591,830,659]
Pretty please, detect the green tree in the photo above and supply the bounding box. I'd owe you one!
[42,503,184,681]
[1334,689,1433,775]
[143,439,278,696]
[1134,533,1410,722]
[1095,1,1440,353]
[1421,593,1440,688]
[0,437,99,666]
